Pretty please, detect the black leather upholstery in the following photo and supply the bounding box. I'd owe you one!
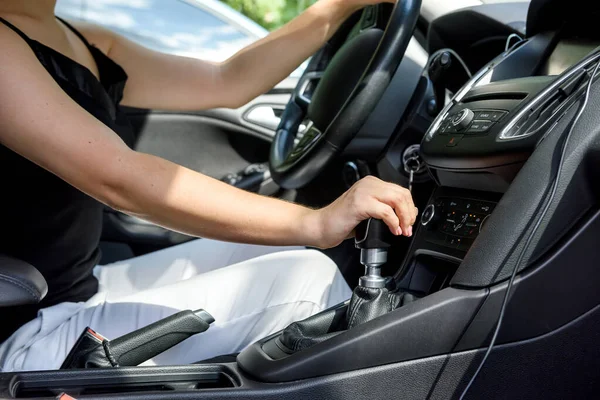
[346,287,416,329]
[0,254,48,307]
[279,306,347,352]
[279,290,419,353]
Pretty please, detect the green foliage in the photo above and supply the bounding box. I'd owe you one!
[220,0,317,30]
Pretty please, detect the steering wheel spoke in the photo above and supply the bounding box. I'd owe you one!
[295,72,324,107]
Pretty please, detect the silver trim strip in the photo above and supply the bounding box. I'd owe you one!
[498,50,600,140]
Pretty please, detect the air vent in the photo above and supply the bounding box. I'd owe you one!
[499,61,600,140]
[462,92,528,103]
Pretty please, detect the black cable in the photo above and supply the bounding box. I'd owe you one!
[458,59,600,400]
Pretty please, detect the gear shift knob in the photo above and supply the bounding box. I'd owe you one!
[355,219,393,288]
[355,218,394,250]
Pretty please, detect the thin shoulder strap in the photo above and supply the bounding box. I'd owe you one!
[0,16,34,44]
[56,16,91,47]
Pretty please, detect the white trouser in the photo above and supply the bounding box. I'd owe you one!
[0,239,352,372]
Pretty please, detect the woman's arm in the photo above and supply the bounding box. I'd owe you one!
[0,22,416,249]
[76,0,393,110]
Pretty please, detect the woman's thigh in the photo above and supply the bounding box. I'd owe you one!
[1,249,351,371]
[95,239,304,299]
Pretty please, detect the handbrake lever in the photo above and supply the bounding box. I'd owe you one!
[61,309,214,369]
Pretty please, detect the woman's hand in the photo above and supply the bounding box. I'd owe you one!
[329,0,397,16]
[308,176,418,249]
[337,0,398,12]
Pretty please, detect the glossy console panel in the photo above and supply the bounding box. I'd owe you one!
[422,195,496,252]
[396,187,502,271]
[421,76,555,171]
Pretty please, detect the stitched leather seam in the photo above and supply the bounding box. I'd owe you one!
[388,293,395,311]
[349,297,364,328]
[0,275,39,302]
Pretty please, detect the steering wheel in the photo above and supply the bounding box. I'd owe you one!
[269,0,422,189]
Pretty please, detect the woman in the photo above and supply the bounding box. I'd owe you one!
[0,0,417,371]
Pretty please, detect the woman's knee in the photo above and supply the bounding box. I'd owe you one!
[271,249,350,304]
[278,249,340,280]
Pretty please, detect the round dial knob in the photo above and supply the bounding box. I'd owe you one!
[451,109,474,131]
[421,204,436,226]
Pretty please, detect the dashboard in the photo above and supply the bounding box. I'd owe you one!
[392,0,600,271]
[540,39,600,76]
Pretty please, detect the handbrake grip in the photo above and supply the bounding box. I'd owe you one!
[62,309,214,369]
[108,309,214,367]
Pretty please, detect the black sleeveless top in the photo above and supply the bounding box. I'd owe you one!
[0,17,135,342]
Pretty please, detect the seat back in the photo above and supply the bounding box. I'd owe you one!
[0,254,47,307]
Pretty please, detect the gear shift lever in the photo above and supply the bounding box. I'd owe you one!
[346,219,409,329]
[355,218,393,289]
[277,219,419,353]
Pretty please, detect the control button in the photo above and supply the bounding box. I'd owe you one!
[468,120,494,133]
[440,118,457,133]
[451,109,475,131]
[455,224,471,236]
[446,236,461,248]
[440,221,451,233]
[445,123,457,133]
[446,135,463,147]
[438,122,451,134]
[421,204,436,226]
[466,226,478,238]
[476,110,507,122]
[446,199,462,210]
[463,200,476,211]
[489,110,507,122]
[475,110,494,120]
[474,202,494,214]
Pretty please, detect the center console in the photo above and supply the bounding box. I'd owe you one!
[397,31,600,292]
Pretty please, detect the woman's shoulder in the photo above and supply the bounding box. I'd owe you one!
[63,20,115,58]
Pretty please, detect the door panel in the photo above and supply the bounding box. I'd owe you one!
[100,93,291,262]
[123,92,292,178]
[126,111,270,179]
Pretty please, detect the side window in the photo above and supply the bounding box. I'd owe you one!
[55,0,85,21]
[57,0,257,61]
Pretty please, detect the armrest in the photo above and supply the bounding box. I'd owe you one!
[0,254,48,307]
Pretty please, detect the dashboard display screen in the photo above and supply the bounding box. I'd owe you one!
[540,39,599,76]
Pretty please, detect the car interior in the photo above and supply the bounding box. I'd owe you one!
[2,0,600,398]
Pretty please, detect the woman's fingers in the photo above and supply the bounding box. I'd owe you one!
[342,175,418,242]
[368,200,402,236]
[372,182,417,237]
